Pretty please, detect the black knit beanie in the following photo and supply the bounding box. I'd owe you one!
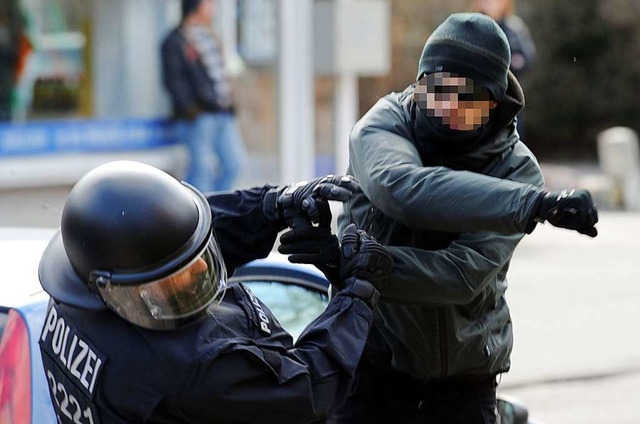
[417,13,511,102]
[182,0,203,18]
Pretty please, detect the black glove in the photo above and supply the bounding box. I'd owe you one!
[262,175,360,229]
[334,224,394,308]
[533,189,599,237]
[279,223,393,308]
[278,224,340,283]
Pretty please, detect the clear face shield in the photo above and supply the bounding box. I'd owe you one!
[97,237,227,330]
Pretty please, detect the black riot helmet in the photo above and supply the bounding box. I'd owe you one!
[39,161,227,330]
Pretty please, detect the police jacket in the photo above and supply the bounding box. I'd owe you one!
[339,72,545,380]
[161,26,233,119]
[40,187,375,423]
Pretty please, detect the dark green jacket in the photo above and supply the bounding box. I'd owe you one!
[339,72,545,379]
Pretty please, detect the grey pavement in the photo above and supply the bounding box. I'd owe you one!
[499,212,640,423]
[504,372,640,424]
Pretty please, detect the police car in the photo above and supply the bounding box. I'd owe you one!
[0,228,540,424]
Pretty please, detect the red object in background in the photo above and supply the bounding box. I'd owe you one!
[0,309,32,424]
[14,32,34,83]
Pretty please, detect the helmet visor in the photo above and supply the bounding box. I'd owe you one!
[97,237,227,330]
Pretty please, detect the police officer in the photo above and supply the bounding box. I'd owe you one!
[38,160,393,424]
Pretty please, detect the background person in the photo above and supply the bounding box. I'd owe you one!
[0,0,27,121]
[473,0,536,139]
[161,0,246,192]
[38,161,393,423]
[333,13,596,424]
[473,0,536,80]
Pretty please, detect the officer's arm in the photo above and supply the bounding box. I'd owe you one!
[166,293,374,423]
[207,186,284,274]
[208,176,360,274]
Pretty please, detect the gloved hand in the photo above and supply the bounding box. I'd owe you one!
[278,224,341,283]
[279,223,393,308]
[332,224,394,308]
[262,175,360,229]
[278,192,340,281]
[533,189,599,237]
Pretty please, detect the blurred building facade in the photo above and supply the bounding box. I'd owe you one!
[4,0,639,206]
[1,0,394,227]
[7,0,392,185]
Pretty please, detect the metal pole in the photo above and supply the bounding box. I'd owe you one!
[334,0,358,175]
[93,0,170,118]
[335,73,357,174]
[278,0,315,183]
[216,0,239,73]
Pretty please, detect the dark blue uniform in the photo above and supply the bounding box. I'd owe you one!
[39,187,375,423]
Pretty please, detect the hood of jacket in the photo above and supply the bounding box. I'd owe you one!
[401,70,525,171]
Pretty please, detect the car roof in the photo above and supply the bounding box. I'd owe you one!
[0,227,56,308]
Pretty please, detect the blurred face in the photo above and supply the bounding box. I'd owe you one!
[137,255,211,320]
[414,72,497,131]
[146,257,209,299]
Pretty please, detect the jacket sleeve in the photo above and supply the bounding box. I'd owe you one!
[366,140,545,305]
[349,100,545,234]
[207,186,286,274]
[161,33,198,116]
[382,231,521,305]
[172,293,374,423]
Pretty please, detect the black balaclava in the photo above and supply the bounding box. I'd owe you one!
[412,100,495,156]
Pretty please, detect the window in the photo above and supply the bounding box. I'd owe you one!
[242,280,328,341]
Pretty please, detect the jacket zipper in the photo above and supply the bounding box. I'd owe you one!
[366,206,376,233]
[437,307,449,377]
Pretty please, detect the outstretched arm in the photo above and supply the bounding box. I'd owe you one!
[350,103,597,236]
[349,102,544,234]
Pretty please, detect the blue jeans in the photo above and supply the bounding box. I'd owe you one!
[176,112,247,193]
